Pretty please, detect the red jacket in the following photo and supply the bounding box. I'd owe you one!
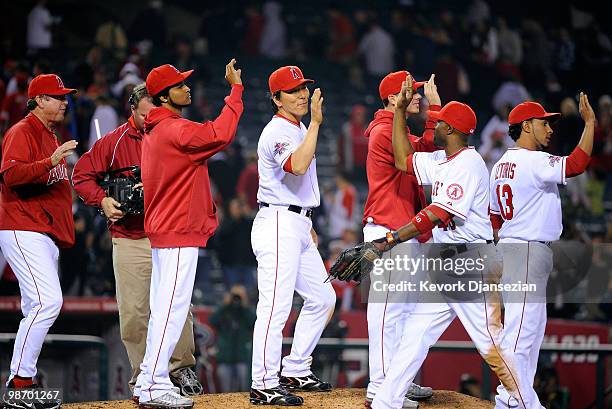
[72,117,145,239]
[362,107,440,238]
[142,84,244,248]
[0,113,75,247]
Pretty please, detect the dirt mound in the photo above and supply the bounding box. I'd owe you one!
[65,388,493,408]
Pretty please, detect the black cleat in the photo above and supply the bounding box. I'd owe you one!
[249,386,304,406]
[280,374,332,392]
[2,382,61,409]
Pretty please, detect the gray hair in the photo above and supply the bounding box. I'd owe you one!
[128,83,150,108]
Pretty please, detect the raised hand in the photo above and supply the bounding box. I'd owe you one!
[310,88,324,125]
[225,58,242,85]
[578,92,595,124]
[423,74,441,106]
[395,74,413,111]
[50,140,78,166]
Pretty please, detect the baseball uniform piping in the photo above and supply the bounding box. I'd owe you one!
[514,244,529,353]
[261,210,280,389]
[14,231,42,376]
[481,268,526,408]
[147,248,181,400]
[380,247,393,376]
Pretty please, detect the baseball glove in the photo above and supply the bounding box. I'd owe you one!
[327,242,384,283]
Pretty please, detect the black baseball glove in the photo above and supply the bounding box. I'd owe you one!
[327,241,385,283]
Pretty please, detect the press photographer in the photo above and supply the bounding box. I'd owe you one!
[71,83,202,395]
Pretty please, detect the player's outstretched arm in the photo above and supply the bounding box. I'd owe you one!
[392,75,414,171]
[288,88,323,175]
[565,92,595,178]
[576,92,595,155]
[373,207,444,251]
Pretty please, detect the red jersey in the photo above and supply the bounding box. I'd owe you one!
[0,113,75,247]
[142,84,244,248]
[362,107,440,236]
[72,117,145,239]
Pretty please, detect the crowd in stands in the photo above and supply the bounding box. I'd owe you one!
[0,1,610,398]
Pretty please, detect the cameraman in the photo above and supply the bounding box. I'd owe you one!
[209,285,256,392]
[72,83,202,396]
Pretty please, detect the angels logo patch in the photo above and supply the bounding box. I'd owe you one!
[548,155,562,167]
[446,183,464,200]
[273,142,289,156]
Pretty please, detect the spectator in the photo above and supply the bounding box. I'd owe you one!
[111,62,143,99]
[433,46,470,103]
[26,0,60,56]
[358,17,395,79]
[0,71,29,134]
[470,20,498,65]
[209,285,256,392]
[534,367,569,409]
[326,6,356,64]
[241,5,264,56]
[129,0,167,52]
[492,73,531,112]
[259,1,286,59]
[465,0,490,26]
[214,198,257,291]
[94,17,128,61]
[496,17,522,68]
[59,190,94,295]
[88,95,118,151]
[550,97,581,156]
[458,373,480,398]
[339,104,368,180]
[327,172,358,239]
[236,150,259,213]
[554,28,576,92]
[478,104,513,171]
[87,69,110,99]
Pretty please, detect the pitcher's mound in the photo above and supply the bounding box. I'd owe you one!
[65,388,493,408]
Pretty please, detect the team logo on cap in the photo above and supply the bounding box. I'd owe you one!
[169,65,180,73]
[548,155,561,167]
[289,67,301,80]
[446,183,464,200]
[273,142,289,156]
[55,75,64,88]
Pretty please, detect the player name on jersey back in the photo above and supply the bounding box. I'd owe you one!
[490,147,567,241]
[256,115,321,209]
[413,147,493,243]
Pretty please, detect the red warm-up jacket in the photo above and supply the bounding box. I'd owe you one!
[72,117,145,239]
[142,84,244,248]
[0,113,74,247]
[362,107,440,240]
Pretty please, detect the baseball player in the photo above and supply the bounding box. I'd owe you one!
[72,83,202,397]
[490,95,595,408]
[362,70,439,408]
[133,60,243,408]
[0,74,77,409]
[368,76,543,409]
[249,65,336,406]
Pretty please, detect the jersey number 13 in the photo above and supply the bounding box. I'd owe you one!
[496,184,514,220]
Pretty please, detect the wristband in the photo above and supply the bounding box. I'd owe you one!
[412,210,435,234]
[385,230,401,245]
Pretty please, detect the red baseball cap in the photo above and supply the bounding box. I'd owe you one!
[428,101,477,135]
[146,64,194,97]
[508,101,560,125]
[27,74,77,99]
[269,66,314,94]
[379,70,426,101]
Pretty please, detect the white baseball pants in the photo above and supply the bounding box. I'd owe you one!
[363,223,421,399]
[134,247,198,402]
[495,240,550,409]
[0,230,62,383]
[251,207,336,390]
[372,243,543,409]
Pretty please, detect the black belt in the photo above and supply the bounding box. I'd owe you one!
[440,240,493,258]
[536,241,552,247]
[259,202,313,218]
